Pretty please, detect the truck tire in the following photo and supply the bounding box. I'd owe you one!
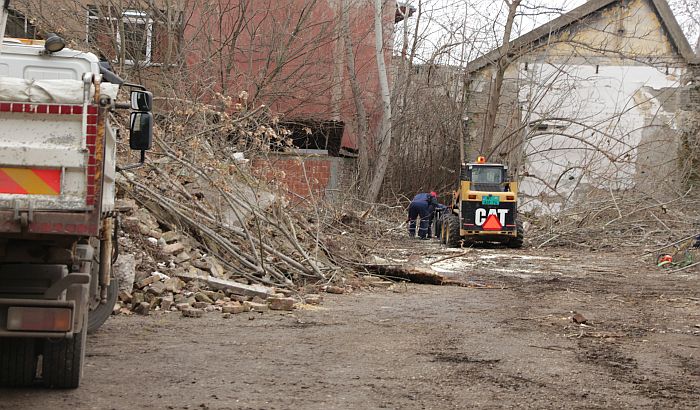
[41,317,87,389]
[87,277,118,334]
[507,222,524,248]
[0,338,37,387]
[444,213,461,248]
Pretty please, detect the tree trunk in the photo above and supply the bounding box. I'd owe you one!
[480,0,520,159]
[340,0,370,187]
[366,0,393,202]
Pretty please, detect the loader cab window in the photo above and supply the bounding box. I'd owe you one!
[470,166,506,192]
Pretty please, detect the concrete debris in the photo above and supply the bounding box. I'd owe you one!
[206,277,274,299]
[113,254,137,293]
[269,297,295,311]
[115,198,138,212]
[110,194,338,319]
[161,230,179,243]
[572,312,588,325]
[136,274,161,289]
[323,285,345,294]
[160,296,174,311]
[163,242,185,255]
[304,294,323,305]
[133,302,151,316]
[147,281,167,296]
[194,292,214,304]
[243,301,269,312]
[163,277,185,293]
[222,302,247,314]
[175,251,191,264]
[182,308,204,318]
[118,290,132,303]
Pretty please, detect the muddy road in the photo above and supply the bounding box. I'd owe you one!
[1,244,698,409]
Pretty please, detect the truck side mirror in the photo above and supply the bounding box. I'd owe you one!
[130,112,153,150]
[130,91,153,112]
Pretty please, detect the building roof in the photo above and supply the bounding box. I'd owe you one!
[467,0,698,73]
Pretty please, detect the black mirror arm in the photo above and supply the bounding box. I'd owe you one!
[122,82,146,91]
[116,150,146,172]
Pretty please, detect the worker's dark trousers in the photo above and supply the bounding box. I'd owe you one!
[407,202,431,239]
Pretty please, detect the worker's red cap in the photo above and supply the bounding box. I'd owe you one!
[430,191,437,197]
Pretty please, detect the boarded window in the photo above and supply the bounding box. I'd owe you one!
[279,120,345,156]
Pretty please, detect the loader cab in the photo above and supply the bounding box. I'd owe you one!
[460,161,511,193]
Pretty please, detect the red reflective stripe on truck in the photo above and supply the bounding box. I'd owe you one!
[0,102,84,115]
[85,116,98,207]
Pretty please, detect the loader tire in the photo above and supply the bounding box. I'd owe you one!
[444,213,461,248]
[0,338,37,387]
[42,316,87,389]
[87,277,118,334]
[507,222,524,249]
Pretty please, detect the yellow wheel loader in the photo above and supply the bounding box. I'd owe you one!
[440,156,523,248]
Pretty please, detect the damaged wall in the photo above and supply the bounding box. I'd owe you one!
[519,63,682,213]
[465,0,691,213]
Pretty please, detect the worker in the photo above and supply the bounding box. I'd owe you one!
[408,192,439,239]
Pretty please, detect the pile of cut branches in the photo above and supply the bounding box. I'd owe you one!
[114,94,343,288]
[525,188,700,250]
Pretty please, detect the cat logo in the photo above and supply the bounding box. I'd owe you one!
[475,208,508,228]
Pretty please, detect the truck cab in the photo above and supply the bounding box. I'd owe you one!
[0,37,152,388]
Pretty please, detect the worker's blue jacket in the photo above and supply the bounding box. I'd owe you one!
[410,193,439,214]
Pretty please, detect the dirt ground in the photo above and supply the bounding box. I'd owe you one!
[1,240,698,409]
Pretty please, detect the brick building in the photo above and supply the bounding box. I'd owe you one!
[5,0,403,203]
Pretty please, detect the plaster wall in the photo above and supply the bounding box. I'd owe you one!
[465,0,688,213]
[519,63,681,213]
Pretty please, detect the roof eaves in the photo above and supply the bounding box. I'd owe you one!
[650,0,699,64]
[467,0,698,73]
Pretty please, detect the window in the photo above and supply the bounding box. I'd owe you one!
[5,9,37,39]
[472,167,505,185]
[120,10,152,64]
[470,166,507,192]
[87,6,153,65]
[279,120,345,156]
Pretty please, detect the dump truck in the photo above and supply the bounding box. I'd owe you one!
[0,28,153,387]
[440,156,523,248]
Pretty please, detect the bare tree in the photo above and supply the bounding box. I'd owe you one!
[365,0,394,203]
[480,0,520,159]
